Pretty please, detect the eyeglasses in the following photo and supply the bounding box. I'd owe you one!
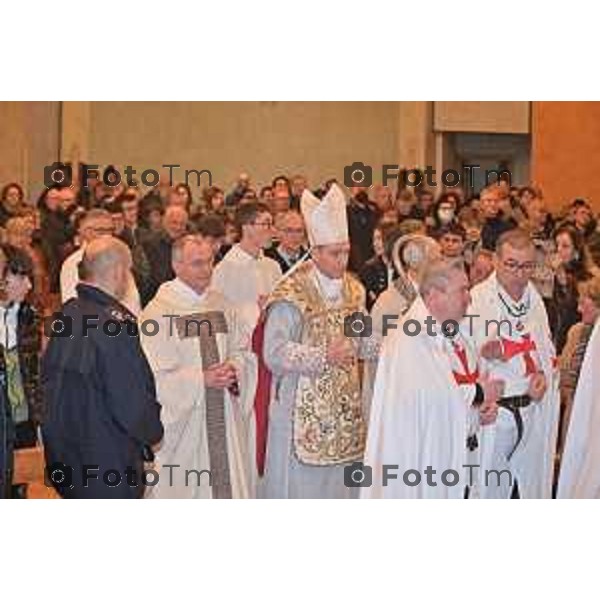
[282,228,304,235]
[253,219,273,228]
[502,259,537,274]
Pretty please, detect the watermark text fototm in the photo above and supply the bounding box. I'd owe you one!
[343,162,511,189]
[343,462,513,489]
[343,311,514,339]
[43,312,214,339]
[44,162,212,189]
[45,462,212,490]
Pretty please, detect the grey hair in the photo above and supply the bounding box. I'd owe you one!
[171,233,209,263]
[419,258,466,298]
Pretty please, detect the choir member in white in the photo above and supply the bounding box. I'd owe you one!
[212,201,281,333]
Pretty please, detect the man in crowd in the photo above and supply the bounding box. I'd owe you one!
[118,193,154,306]
[347,186,379,273]
[480,185,518,251]
[226,173,252,207]
[437,222,467,260]
[42,237,163,499]
[290,174,308,210]
[142,204,189,300]
[212,201,281,333]
[467,229,559,498]
[362,259,502,498]
[60,208,141,315]
[141,234,257,498]
[260,184,378,499]
[264,210,307,273]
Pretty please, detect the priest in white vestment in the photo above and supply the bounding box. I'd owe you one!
[141,234,257,499]
[557,320,600,498]
[260,184,378,499]
[466,229,559,499]
[212,202,281,333]
[362,259,502,499]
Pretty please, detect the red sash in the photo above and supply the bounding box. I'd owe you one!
[252,316,272,477]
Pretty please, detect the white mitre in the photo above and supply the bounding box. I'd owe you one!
[300,183,349,247]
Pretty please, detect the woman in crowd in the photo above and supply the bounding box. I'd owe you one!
[174,183,193,211]
[201,185,227,217]
[139,197,164,232]
[558,275,600,459]
[359,221,402,311]
[4,216,51,314]
[550,224,599,353]
[458,206,483,267]
[0,183,25,227]
[37,186,75,297]
[427,193,459,239]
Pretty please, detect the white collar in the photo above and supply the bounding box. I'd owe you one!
[171,278,208,305]
[233,243,263,262]
[312,265,343,302]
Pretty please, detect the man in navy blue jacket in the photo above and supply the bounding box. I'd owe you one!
[42,237,163,499]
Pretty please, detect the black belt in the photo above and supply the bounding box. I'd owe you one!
[497,394,532,460]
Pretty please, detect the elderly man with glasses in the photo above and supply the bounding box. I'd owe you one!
[264,210,307,274]
[60,208,141,315]
[465,228,559,499]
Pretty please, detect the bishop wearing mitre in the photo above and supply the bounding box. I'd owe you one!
[259,184,378,499]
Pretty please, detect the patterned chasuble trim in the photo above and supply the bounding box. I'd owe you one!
[176,311,232,499]
[268,263,366,466]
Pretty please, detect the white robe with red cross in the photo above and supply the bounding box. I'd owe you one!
[465,272,559,499]
[361,297,486,499]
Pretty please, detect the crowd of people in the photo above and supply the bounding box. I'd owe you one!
[1,167,600,499]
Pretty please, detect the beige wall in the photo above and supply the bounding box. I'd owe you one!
[83,101,399,191]
[1,101,541,201]
[0,101,59,200]
[434,101,530,134]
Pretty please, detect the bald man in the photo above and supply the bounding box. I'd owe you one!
[42,237,163,499]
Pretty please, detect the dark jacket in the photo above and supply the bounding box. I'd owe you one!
[139,229,175,301]
[359,256,390,312]
[481,214,518,251]
[0,381,12,498]
[39,207,75,293]
[119,227,154,307]
[347,198,379,273]
[41,284,163,499]
[264,245,307,274]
